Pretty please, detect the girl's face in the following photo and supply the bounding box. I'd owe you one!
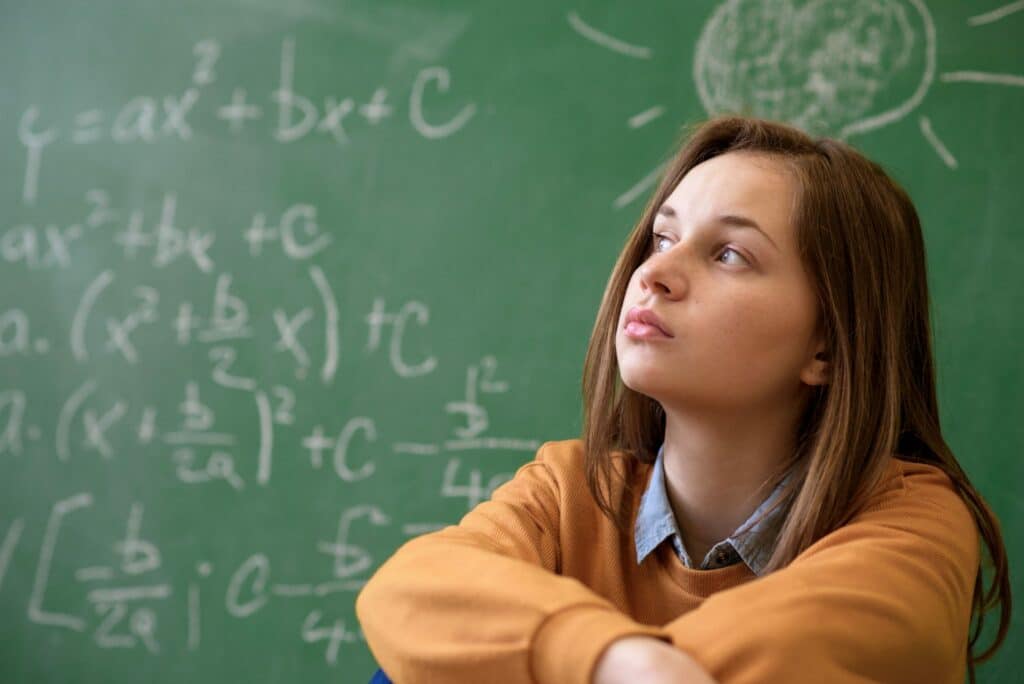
[615,151,824,414]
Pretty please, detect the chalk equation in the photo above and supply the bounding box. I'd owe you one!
[13,493,389,663]
[1,31,539,676]
[17,37,479,206]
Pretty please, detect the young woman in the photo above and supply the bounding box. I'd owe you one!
[356,115,1010,684]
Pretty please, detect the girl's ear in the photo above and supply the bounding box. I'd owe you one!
[800,347,830,387]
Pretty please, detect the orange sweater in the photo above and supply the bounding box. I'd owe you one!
[356,439,979,684]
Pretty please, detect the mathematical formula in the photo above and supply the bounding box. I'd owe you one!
[1,31,538,674]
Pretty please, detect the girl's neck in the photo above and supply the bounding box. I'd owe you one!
[659,400,800,553]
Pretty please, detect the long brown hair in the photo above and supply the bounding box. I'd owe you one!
[580,115,1010,680]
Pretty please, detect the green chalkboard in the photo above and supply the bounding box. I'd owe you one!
[1,1,1021,682]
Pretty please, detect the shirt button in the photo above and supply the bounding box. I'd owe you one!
[714,550,730,565]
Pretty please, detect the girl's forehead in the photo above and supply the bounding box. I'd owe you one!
[669,153,792,202]
[660,153,797,235]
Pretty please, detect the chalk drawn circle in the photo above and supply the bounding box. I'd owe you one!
[197,561,213,576]
[694,0,935,138]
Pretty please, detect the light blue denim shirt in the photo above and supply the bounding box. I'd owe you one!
[634,444,792,575]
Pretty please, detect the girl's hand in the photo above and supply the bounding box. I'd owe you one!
[593,636,719,684]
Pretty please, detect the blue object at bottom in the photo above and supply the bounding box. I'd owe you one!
[369,667,393,684]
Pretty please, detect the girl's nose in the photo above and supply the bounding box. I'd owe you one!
[638,252,687,299]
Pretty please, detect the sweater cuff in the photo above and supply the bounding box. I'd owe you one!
[530,604,672,684]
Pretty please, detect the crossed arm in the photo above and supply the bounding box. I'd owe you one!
[356,445,977,684]
[594,636,719,684]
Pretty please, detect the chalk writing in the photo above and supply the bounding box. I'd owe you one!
[2,25,536,675]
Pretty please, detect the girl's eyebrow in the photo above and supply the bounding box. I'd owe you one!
[656,204,779,252]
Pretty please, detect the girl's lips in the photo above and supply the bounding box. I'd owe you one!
[624,306,674,337]
[624,321,671,339]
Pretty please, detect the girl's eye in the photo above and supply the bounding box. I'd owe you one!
[651,234,749,267]
[717,246,748,266]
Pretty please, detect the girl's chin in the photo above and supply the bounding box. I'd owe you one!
[619,371,673,399]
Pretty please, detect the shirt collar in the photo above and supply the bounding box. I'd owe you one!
[634,443,793,576]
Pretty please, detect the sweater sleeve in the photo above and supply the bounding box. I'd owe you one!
[662,468,979,684]
[355,441,671,684]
